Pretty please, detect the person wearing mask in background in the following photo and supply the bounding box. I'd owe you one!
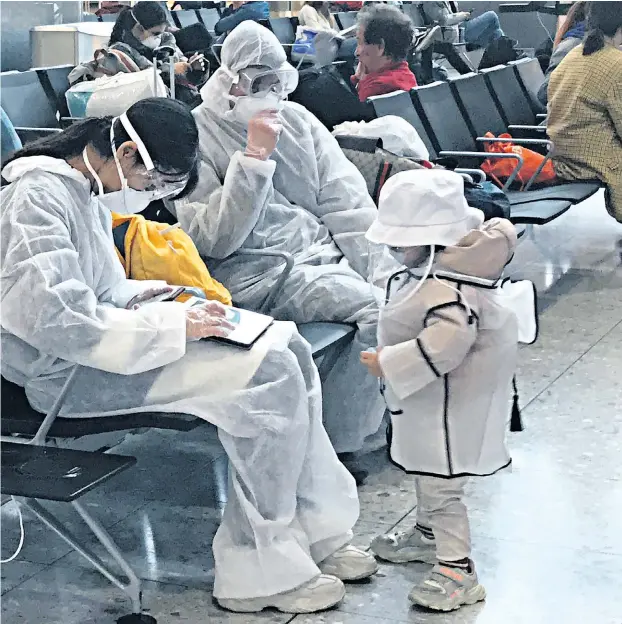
[538,1,587,106]
[352,5,417,103]
[108,2,207,106]
[214,0,270,36]
[547,1,622,223]
[362,169,518,612]
[172,22,387,479]
[0,96,377,615]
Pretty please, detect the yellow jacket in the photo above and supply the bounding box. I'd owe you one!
[112,213,232,305]
[548,43,622,221]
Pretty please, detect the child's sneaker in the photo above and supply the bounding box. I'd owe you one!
[370,526,436,564]
[408,562,486,611]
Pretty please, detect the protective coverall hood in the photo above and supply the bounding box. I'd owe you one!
[2,156,88,187]
[200,21,298,117]
[436,218,517,281]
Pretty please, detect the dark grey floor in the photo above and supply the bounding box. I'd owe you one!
[2,191,621,624]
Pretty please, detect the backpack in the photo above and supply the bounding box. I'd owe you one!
[479,36,526,70]
[289,66,375,130]
[111,213,232,305]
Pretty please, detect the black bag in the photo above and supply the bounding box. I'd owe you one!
[289,66,375,130]
[479,36,526,70]
[463,179,511,220]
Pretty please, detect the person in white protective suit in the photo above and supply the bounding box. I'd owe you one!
[360,170,519,612]
[171,21,386,466]
[0,97,378,614]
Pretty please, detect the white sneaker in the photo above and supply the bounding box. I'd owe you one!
[409,562,486,611]
[217,574,345,614]
[319,544,379,581]
[370,526,437,564]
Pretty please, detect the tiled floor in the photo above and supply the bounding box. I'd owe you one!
[2,192,621,624]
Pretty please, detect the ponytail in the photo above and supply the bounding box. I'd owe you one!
[583,27,605,55]
[3,117,114,166]
[583,1,622,55]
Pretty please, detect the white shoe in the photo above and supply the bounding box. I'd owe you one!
[409,562,486,611]
[319,544,379,581]
[370,526,437,564]
[217,574,345,614]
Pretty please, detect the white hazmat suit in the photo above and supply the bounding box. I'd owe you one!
[0,156,360,600]
[173,22,385,453]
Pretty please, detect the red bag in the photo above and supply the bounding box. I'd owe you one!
[481,132,557,189]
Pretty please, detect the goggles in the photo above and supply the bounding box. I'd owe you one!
[236,65,298,98]
[113,113,191,200]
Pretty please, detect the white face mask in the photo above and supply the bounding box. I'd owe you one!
[83,126,155,215]
[230,93,284,125]
[142,34,163,49]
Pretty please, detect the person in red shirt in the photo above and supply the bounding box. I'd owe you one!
[352,5,417,103]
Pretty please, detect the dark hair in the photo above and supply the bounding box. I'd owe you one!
[554,1,587,47]
[583,1,622,55]
[358,4,415,62]
[109,2,167,46]
[6,98,199,198]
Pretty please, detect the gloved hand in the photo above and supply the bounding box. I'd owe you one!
[185,301,236,341]
[245,111,283,161]
[126,286,175,310]
[456,11,471,21]
[188,53,207,72]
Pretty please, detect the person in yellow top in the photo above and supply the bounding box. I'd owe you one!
[547,1,622,222]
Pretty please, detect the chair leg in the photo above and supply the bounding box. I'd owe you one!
[316,340,351,383]
[19,498,145,617]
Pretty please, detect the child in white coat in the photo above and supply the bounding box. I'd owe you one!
[361,169,519,612]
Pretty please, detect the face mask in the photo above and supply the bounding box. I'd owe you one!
[142,34,163,49]
[83,129,154,215]
[230,93,284,125]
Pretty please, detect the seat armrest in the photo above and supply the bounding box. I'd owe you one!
[508,124,548,133]
[455,168,486,183]
[235,248,294,314]
[439,150,525,190]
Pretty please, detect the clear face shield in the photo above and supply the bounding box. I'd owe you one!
[368,243,436,308]
[111,113,190,202]
[83,113,192,215]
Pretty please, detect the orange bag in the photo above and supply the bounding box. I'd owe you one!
[481,132,557,190]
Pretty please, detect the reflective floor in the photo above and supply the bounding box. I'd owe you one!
[2,191,621,624]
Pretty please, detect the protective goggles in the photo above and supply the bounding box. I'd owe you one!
[236,65,298,98]
[113,113,191,200]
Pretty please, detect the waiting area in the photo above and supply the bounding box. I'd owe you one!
[1,1,621,623]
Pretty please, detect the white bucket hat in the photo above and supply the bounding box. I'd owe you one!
[366,169,485,248]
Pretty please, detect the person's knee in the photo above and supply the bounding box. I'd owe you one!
[482,11,500,29]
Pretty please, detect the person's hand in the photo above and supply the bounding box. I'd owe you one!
[174,61,191,75]
[188,53,207,72]
[126,286,175,310]
[245,110,283,161]
[456,11,471,21]
[185,301,236,341]
[360,348,383,378]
